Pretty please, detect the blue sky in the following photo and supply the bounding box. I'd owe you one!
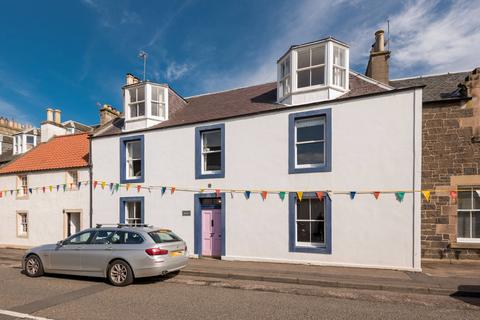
[0,0,479,125]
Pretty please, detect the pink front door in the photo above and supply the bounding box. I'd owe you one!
[201,209,221,257]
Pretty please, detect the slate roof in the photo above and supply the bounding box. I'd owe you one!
[390,71,470,103]
[0,133,89,175]
[94,72,393,137]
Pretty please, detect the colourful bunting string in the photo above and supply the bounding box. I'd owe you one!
[261,191,268,200]
[395,192,405,202]
[93,181,98,189]
[215,189,221,197]
[279,191,286,201]
[161,187,166,195]
[297,192,303,201]
[450,191,457,200]
[373,192,380,199]
[171,187,176,194]
[137,185,141,192]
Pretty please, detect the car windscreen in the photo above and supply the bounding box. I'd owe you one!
[149,230,182,243]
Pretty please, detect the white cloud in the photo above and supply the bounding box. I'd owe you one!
[165,62,192,81]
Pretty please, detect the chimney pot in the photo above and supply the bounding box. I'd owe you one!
[374,30,385,52]
[365,30,390,84]
[54,109,61,124]
[46,108,54,122]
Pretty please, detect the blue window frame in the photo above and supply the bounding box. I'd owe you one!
[119,197,144,225]
[288,108,331,174]
[288,192,331,254]
[193,192,226,256]
[195,123,225,179]
[120,135,144,183]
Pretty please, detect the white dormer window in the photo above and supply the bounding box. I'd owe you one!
[151,86,166,118]
[279,56,291,98]
[26,135,35,151]
[128,87,146,118]
[333,46,346,88]
[297,45,325,89]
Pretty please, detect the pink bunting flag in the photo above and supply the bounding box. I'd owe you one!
[137,185,141,192]
[450,190,457,200]
[215,189,221,197]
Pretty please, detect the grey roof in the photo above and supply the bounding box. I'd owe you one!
[390,71,470,103]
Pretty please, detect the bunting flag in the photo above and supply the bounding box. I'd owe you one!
[0,191,2,198]
[93,181,98,189]
[101,181,106,190]
[42,187,46,193]
[215,189,221,197]
[297,191,303,201]
[137,185,141,192]
[49,186,52,192]
[115,183,120,192]
[109,183,114,191]
[29,188,33,194]
[126,184,131,191]
[84,181,89,186]
[70,183,74,190]
[11,190,14,195]
[199,188,205,193]
[63,184,67,191]
[244,191,251,199]
[171,187,176,194]
[316,191,324,202]
[279,191,286,201]
[373,191,380,199]
[57,185,60,191]
[349,191,356,200]
[395,192,405,202]
[77,182,82,189]
[422,190,430,202]
[450,190,457,200]
[261,191,268,200]
[161,186,166,195]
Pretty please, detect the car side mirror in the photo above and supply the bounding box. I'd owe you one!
[56,240,63,247]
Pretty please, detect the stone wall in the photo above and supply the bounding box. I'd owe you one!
[422,101,480,259]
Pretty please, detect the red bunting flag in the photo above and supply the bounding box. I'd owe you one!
[215,189,221,197]
[171,187,176,194]
[261,191,268,200]
[316,191,324,201]
[93,181,98,189]
[0,191,2,198]
[137,185,141,192]
[450,191,457,200]
[373,191,380,199]
[42,186,46,193]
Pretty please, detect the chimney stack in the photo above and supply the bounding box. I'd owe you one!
[365,30,390,84]
[54,109,61,124]
[46,108,54,122]
[99,104,121,126]
[126,73,141,85]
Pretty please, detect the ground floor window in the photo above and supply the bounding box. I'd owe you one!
[457,187,480,243]
[120,197,144,226]
[289,192,331,253]
[16,212,28,237]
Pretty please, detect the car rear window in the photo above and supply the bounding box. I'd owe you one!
[149,230,182,243]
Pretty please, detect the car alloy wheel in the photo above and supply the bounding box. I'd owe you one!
[108,260,133,286]
[25,255,44,277]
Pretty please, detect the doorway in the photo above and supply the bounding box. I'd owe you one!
[194,194,225,258]
[64,211,81,237]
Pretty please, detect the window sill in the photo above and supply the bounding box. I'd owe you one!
[289,164,331,174]
[450,242,480,249]
[289,245,331,254]
[17,235,28,239]
[196,172,225,180]
[16,196,29,200]
[120,177,144,184]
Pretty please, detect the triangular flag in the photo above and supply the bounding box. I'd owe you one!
[161,187,166,195]
[0,191,2,198]
[316,191,324,201]
[115,183,120,192]
[422,191,430,202]
[244,191,251,199]
[279,191,286,201]
[373,191,380,199]
[215,189,221,197]
[77,182,82,189]
[93,181,98,189]
[29,188,33,194]
[10,190,14,195]
[450,190,457,200]
[199,188,205,193]
[137,185,141,192]
[84,181,89,186]
[126,184,131,191]
[42,187,45,193]
[395,192,405,202]
[109,183,114,191]
[49,185,53,192]
[171,187,176,194]
[261,191,268,200]
[349,191,356,200]
[101,181,106,189]
[70,183,74,190]
[57,185,60,191]
[297,192,303,201]
[63,184,66,191]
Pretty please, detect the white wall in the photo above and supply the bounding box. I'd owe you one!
[0,169,90,247]
[92,89,422,271]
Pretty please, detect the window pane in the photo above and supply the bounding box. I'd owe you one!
[68,231,93,245]
[137,87,145,101]
[129,89,137,103]
[127,141,141,159]
[285,57,290,75]
[297,221,310,242]
[311,221,324,243]
[311,67,325,86]
[26,136,34,144]
[132,159,142,177]
[297,142,325,165]
[473,212,480,238]
[473,189,480,209]
[311,46,325,65]
[152,102,160,116]
[334,47,345,67]
[297,200,309,220]
[298,50,310,69]
[458,211,471,238]
[138,102,145,116]
[333,67,346,87]
[205,152,221,171]
[297,70,310,88]
[311,199,324,220]
[130,105,138,118]
[458,190,472,209]
[203,130,221,151]
[93,230,114,244]
[152,86,159,101]
[296,118,324,142]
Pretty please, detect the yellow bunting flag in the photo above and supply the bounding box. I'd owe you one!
[297,192,303,201]
[101,181,106,189]
[126,184,131,191]
[49,186,53,192]
[422,191,431,202]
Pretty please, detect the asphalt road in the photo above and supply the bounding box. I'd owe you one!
[1,265,480,320]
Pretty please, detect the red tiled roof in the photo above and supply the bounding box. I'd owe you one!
[0,133,89,175]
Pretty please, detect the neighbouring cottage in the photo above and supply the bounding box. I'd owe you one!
[91,35,423,271]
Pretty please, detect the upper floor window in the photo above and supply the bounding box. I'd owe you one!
[297,46,325,88]
[289,109,331,174]
[128,87,145,118]
[151,86,166,118]
[66,170,78,189]
[457,187,480,243]
[195,124,225,179]
[26,135,35,150]
[120,135,144,183]
[17,175,28,198]
[279,57,291,98]
[333,46,347,88]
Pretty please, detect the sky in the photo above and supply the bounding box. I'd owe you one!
[0,0,479,126]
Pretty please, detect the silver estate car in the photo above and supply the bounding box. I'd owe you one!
[22,224,188,286]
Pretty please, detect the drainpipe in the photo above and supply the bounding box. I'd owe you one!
[88,134,93,228]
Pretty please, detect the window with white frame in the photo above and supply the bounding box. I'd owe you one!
[125,201,142,226]
[279,56,291,98]
[457,187,480,242]
[333,46,346,88]
[296,198,325,246]
[17,212,28,237]
[13,135,22,154]
[297,46,325,89]
[128,86,146,118]
[17,175,28,198]
[66,170,79,189]
[126,140,142,179]
[151,86,166,118]
[26,135,35,151]
[295,116,325,167]
[201,129,222,173]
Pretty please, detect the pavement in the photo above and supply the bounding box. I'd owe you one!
[2,248,480,297]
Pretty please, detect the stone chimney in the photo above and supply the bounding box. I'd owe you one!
[46,108,54,122]
[99,104,121,126]
[54,109,61,124]
[126,73,141,85]
[466,68,480,109]
[365,30,390,84]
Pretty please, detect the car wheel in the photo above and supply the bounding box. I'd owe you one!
[24,255,44,277]
[107,260,133,286]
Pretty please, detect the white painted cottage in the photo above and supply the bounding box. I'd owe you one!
[91,36,423,271]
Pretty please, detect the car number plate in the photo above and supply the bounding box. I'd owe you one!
[170,251,183,257]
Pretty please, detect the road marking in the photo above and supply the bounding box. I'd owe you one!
[0,309,54,320]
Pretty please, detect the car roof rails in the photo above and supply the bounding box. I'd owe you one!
[95,223,153,228]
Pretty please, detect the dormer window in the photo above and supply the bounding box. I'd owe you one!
[297,46,325,89]
[279,57,291,98]
[151,86,166,118]
[333,46,346,88]
[128,86,146,118]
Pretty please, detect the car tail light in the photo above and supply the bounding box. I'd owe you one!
[145,248,168,256]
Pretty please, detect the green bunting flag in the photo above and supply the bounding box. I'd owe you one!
[161,187,166,195]
[395,192,405,202]
[279,191,286,201]
[115,183,120,192]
